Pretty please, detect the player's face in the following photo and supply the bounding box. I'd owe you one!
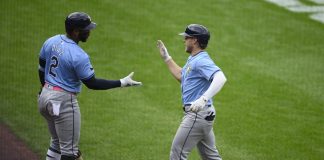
[184,36,195,53]
[78,29,90,42]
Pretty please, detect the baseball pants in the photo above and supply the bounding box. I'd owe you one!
[170,105,222,160]
[38,86,81,158]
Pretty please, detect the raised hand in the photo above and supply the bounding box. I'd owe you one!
[157,40,172,62]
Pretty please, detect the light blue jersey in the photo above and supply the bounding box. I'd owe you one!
[39,35,94,93]
[181,51,220,105]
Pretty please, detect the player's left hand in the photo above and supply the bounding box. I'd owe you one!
[120,72,142,87]
[189,96,208,112]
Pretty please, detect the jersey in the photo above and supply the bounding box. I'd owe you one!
[39,35,95,93]
[181,51,220,106]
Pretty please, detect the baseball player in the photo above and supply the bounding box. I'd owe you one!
[157,24,227,160]
[38,12,142,160]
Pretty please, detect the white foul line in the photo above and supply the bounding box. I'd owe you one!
[265,0,324,23]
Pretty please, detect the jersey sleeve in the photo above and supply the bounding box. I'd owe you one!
[74,54,95,81]
[196,58,220,81]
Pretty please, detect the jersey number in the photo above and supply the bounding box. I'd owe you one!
[49,56,58,77]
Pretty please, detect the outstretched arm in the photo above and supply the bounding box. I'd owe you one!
[82,75,121,90]
[82,72,142,90]
[157,40,182,82]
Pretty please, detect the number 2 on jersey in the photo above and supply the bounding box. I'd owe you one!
[49,56,59,77]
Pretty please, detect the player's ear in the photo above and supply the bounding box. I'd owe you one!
[193,38,199,45]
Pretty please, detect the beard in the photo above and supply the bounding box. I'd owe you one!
[79,30,90,42]
[185,45,193,53]
[80,37,87,42]
[79,34,89,42]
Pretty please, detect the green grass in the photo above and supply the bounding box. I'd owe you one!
[0,0,323,159]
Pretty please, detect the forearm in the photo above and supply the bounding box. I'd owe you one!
[39,70,45,86]
[38,57,46,87]
[189,71,227,112]
[165,59,182,82]
[157,40,182,82]
[203,71,227,99]
[82,76,121,90]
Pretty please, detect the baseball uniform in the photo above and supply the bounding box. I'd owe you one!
[38,34,93,157]
[170,51,222,160]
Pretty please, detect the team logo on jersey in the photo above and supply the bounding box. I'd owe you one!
[184,65,192,78]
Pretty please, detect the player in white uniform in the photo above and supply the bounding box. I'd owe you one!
[157,24,227,160]
[38,12,142,160]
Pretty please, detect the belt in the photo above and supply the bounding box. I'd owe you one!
[183,104,212,107]
[44,83,76,95]
[183,104,212,111]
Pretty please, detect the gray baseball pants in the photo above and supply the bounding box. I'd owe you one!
[170,105,222,160]
[38,86,80,158]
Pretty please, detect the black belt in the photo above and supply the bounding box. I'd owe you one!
[182,104,212,111]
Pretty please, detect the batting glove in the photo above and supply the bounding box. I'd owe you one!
[120,72,142,87]
[189,96,208,112]
[157,40,172,62]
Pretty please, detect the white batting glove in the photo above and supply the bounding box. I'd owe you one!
[189,96,208,112]
[120,72,142,87]
[157,40,172,62]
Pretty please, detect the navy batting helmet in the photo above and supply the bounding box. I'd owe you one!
[65,12,96,32]
[179,24,210,49]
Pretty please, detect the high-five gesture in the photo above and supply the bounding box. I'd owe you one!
[120,72,142,87]
[157,40,172,62]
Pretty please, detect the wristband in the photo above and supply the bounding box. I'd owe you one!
[164,56,172,62]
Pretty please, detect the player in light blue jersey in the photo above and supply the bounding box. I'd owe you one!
[157,24,227,160]
[38,12,142,160]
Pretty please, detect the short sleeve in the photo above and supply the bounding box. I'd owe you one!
[74,55,95,81]
[196,58,220,81]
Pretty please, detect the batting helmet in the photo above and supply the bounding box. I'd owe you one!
[65,12,96,33]
[179,24,210,49]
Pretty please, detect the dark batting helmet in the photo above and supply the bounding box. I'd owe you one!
[179,24,210,49]
[65,12,96,33]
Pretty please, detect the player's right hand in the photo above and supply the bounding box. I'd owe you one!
[120,72,142,87]
[189,96,208,112]
[157,40,172,62]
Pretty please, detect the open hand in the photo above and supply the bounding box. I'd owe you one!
[120,72,142,87]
